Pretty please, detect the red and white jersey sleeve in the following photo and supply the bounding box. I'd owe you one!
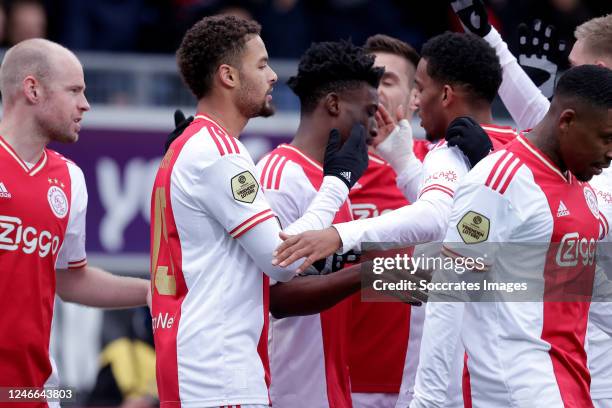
[415,135,600,408]
[55,160,88,270]
[0,141,79,390]
[151,116,279,407]
[586,167,612,400]
[334,143,469,252]
[411,150,522,408]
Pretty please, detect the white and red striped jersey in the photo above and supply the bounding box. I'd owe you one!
[151,115,277,407]
[396,125,518,408]
[347,152,412,399]
[0,135,87,392]
[587,167,612,402]
[256,144,354,408]
[334,139,468,254]
[414,134,600,408]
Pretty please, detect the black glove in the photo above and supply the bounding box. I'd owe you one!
[307,250,361,275]
[449,0,491,37]
[446,116,492,168]
[323,124,369,190]
[518,20,568,99]
[164,109,194,153]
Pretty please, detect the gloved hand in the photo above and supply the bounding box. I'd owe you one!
[164,109,194,153]
[323,124,369,190]
[302,250,362,276]
[449,0,491,37]
[446,117,492,168]
[518,20,568,99]
[375,119,415,175]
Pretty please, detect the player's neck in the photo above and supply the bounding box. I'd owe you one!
[0,116,47,163]
[525,121,565,173]
[291,116,327,164]
[196,98,247,138]
[450,103,493,126]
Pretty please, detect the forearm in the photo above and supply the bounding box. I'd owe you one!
[410,302,465,408]
[484,27,549,129]
[56,266,148,308]
[334,197,450,253]
[239,217,309,282]
[270,263,362,318]
[284,176,349,235]
[395,156,423,203]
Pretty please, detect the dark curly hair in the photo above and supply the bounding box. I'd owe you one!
[177,15,261,99]
[364,34,420,69]
[421,32,502,103]
[555,65,612,109]
[288,40,384,113]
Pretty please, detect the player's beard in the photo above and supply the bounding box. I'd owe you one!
[37,113,79,144]
[236,79,275,119]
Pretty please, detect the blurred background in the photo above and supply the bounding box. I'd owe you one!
[0,0,606,406]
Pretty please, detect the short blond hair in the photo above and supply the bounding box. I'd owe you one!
[575,14,612,59]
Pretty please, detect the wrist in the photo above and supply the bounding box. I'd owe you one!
[322,174,350,196]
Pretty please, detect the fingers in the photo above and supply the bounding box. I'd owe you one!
[518,23,530,56]
[377,103,395,126]
[174,109,186,127]
[395,104,405,123]
[375,110,385,129]
[446,135,461,147]
[342,123,367,152]
[543,24,557,55]
[325,129,342,158]
[445,116,475,141]
[278,247,314,268]
[273,233,301,259]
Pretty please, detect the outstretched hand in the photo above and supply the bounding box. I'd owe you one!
[517,20,568,99]
[272,228,343,274]
[372,103,406,147]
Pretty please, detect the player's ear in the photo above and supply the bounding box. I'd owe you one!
[441,84,454,107]
[558,108,576,134]
[23,75,41,104]
[218,64,238,89]
[325,93,340,117]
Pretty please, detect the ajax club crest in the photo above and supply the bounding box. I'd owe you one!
[48,185,69,219]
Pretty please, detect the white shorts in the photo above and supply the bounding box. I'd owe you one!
[351,392,398,408]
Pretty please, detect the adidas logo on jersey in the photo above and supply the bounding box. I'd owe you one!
[557,201,570,217]
[340,171,352,183]
[0,182,11,198]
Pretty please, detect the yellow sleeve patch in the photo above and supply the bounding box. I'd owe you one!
[457,211,490,244]
[231,171,259,203]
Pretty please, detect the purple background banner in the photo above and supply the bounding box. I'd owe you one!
[52,128,292,261]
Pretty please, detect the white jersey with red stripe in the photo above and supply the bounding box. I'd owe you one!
[0,136,87,393]
[413,134,600,408]
[151,115,279,407]
[334,140,469,253]
[256,143,354,408]
[393,126,517,408]
[587,167,612,402]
